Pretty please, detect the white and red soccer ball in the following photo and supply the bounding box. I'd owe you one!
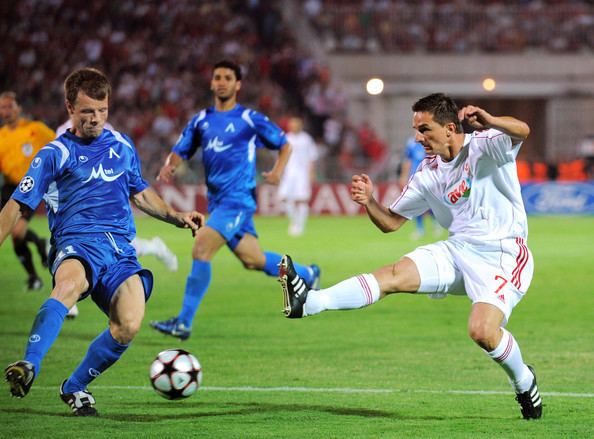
[149,349,202,400]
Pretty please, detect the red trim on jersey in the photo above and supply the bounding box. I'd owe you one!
[494,334,514,363]
[356,275,372,305]
[511,237,528,289]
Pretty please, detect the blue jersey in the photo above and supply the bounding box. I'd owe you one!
[11,128,148,241]
[404,137,427,177]
[172,104,287,210]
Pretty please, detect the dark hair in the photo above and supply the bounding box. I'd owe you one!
[412,93,463,133]
[64,68,111,105]
[213,60,242,81]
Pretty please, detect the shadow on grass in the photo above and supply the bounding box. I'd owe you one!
[1,401,502,422]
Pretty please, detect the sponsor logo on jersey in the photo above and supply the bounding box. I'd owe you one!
[446,177,471,204]
[205,136,233,153]
[225,122,236,133]
[82,163,124,183]
[19,176,35,193]
[31,157,42,168]
[79,155,89,162]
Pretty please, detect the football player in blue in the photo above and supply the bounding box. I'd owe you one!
[0,68,204,416]
[150,60,320,340]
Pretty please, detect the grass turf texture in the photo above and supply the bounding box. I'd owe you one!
[0,215,593,438]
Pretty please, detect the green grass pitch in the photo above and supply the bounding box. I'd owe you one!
[0,215,593,438]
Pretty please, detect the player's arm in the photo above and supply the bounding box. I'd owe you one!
[459,105,530,142]
[0,199,22,246]
[131,187,204,235]
[399,159,411,189]
[262,142,291,185]
[157,152,184,183]
[351,174,407,233]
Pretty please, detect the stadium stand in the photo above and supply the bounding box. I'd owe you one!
[1,0,592,182]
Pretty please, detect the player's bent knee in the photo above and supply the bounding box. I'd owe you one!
[468,323,499,351]
[111,319,142,344]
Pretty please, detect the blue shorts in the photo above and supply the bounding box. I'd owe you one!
[206,200,258,250]
[49,232,153,316]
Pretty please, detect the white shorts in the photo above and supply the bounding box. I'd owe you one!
[404,237,534,324]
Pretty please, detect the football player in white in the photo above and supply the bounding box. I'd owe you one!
[280,93,542,420]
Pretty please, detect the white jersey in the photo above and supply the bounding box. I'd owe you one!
[55,120,114,137]
[278,131,318,200]
[390,129,527,242]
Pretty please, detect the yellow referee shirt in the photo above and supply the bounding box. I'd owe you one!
[0,118,56,185]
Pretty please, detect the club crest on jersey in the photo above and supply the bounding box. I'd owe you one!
[205,136,233,153]
[446,177,471,205]
[82,163,124,183]
[109,147,120,159]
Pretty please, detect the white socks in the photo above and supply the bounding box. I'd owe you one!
[303,274,381,316]
[486,327,533,392]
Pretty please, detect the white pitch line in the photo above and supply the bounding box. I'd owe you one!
[31,385,594,398]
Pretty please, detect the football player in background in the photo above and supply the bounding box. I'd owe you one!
[277,116,318,237]
[0,91,54,290]
[0,68,203,416]
[150,60,321,340]
[280,93,542,420]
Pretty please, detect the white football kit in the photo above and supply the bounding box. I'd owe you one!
[390,129,533,323]
[278,131,318,201]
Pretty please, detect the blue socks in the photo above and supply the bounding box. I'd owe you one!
[25,298,68,376]
[263,251,314,285]
[178,260,211,328]
[62,328,128,393]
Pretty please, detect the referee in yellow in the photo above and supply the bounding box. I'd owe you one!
[0,91,55,290]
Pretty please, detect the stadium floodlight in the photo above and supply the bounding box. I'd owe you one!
[482,77,496,92]
[366,78,384,95]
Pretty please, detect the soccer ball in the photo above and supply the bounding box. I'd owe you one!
[149,349,202,400]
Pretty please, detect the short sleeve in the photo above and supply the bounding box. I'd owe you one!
[251,111,288,150]
[11,144,61,211]
[128,145,149,195]
[389,175,430,219]
[172,113,203,160]
[474,129,521,165]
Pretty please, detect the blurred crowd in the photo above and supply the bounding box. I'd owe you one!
[1,0,357,182]
[304,0,594,53]
[2,0,593,184]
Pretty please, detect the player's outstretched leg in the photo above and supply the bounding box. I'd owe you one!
[60,380,98,416]
[279,254,309,318]
[4,361,35,398]
[515,365,542,420]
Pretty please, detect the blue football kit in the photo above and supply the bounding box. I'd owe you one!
[12,128,153,312]
[8,127,158,395]
[404,137,428,178]
[173,103,286,249]
[157,103,318,332]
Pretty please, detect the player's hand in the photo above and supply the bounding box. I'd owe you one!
[351,174,374,206]
[458,105,493,131]
[157,164,176,183]
[177,211,204,237]
[262,170,281,185]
